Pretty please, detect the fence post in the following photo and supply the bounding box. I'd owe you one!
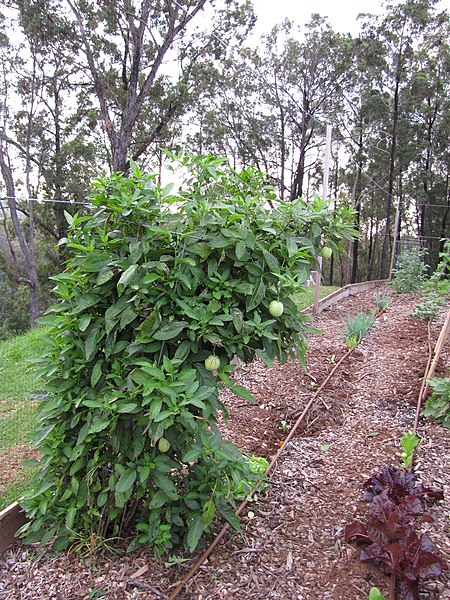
[312,263,321,315]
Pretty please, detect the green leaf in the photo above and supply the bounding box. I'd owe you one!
[149,490,168,509]
[119,306,137,329]
[202,500,215,526]
[182,447,202,462]
[96,267,114,286]
[77,480,88,508]
[235,241,246,260]
[116,469,137,494]
[85,328,100,361]
[217,502,240,531]
[255,349,274,367]
[88,420,110,434]
[65,506,76,530]
[34,423,56,444]
[79,314,92,332]
[153,322,187,340]
[97,492,108,508]
[73,294,100,314]
[142,273,160,285]
[230,385,256,404]
[118,265,137,288]
[286,237,298,257]
[153,471,178,500]
[187,515,204,552]
[247,278,266,311]
[116,403,138,413]
[262,249,280,272]
[91,360,103,387]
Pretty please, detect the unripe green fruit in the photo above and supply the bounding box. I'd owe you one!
[320,246,332,259]
[269,300,284,317]
[205,354,221,371]
[158,437,171,453]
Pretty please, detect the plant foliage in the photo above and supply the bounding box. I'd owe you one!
[342,312,375,345]
[422,377,450,428]
[19,154,356,555]
[390,249,428,294]
[346,466,446,600]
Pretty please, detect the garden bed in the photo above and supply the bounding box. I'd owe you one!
[1,285,449,599]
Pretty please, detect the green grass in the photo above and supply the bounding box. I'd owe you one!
[0,469,38,512]
[0,327,47,453]
[0,328,47,507]
[292,285,340,311]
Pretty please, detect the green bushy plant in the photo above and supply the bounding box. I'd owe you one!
[424,239,450,296]
[390,248,428,294]
[19,154,356,556]
[411,291,445,321]
[0,281,31,340]
[422,377,450,428]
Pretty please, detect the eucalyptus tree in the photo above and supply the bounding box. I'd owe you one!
[49,0,255,173]
[357,0,445,278]
[188,16,353,201]
[402,9,450,266]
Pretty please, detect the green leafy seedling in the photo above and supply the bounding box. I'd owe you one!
[369,587,387,600]
[398,431,419,469]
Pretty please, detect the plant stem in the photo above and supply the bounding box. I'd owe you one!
[389,573,396,600]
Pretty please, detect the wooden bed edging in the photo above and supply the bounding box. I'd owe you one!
[306,279,388,315]
[0,502,27,554]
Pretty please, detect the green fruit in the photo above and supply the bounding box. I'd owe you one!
[158,437,171,453]
[205,354,221,371]
[320,246,332,259]
[269,300,284,317]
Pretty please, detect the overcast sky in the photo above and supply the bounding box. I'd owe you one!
[252,0,450,35]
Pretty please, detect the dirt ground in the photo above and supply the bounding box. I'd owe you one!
[1,285,449,600]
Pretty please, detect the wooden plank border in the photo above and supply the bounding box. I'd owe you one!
[0,502,27,554]
[306,279,388,315]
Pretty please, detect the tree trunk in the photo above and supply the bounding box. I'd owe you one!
[380,56,402,278]
[0,146,39,325]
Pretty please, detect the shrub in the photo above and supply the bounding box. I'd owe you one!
[422,377,450,428]
[0,281,31,340]
[411,291,445,321]
[390,248,428,294]
[19,155,356,555]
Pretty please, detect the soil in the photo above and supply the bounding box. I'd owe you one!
[0,446,39,496]
[1,285,449,600]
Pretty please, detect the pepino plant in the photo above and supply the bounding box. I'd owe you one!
[19,154,356,556]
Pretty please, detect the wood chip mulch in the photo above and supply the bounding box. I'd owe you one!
[1,286,449,600]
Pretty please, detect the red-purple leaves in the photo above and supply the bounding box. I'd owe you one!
[345,465,447,600]
[363,466,444,504]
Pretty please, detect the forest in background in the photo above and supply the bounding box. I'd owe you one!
[0,0,448,337]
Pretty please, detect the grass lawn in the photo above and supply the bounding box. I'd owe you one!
[292,284,340,311]
[0,327,47,510]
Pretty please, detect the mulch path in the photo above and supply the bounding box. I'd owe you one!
[1,285,449,600]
